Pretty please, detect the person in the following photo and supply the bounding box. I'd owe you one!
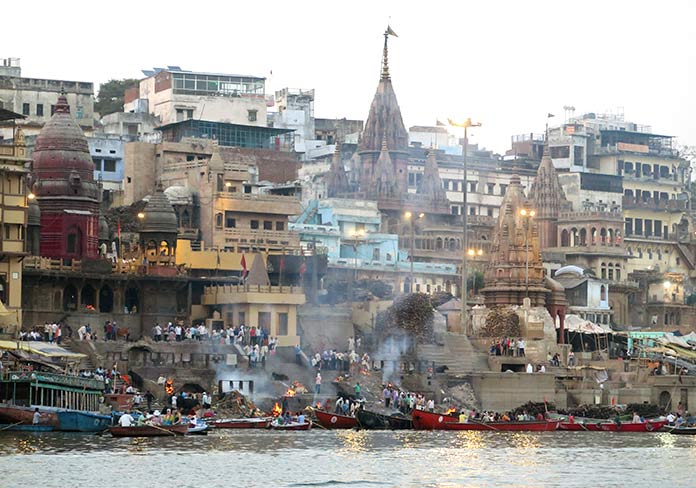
[613,413,621,426]
[144,390,155,412]
[383,386,391,408]
[118,411,135,427]
[518,338,526,357]
[335,397,345,414]
[459,410,468,423]
[133,393,142,409]
[297,413,306,425]
[526,363,533,374]
[315,372,322,394]
[171,394,178,410]
[677,402,685,417]
[568,350,575,367]
[32,408,41,425]
[202,392,211,409]
[354,382,361,398]
[295,344,302,365]
[666,412,677,425]
[567,414,575,424]
[630,411,641,424]
[539,364,546,373]
[427,398,435,413]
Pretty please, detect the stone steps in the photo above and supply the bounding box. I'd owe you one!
[416,333,490,374]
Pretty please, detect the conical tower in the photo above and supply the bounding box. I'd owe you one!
[326,143,350,197]
[369,134,398,198]
[417,148,447,202]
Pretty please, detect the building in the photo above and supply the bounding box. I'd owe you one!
[88,134,126,207]
[99,111,160,140]
[31,94,100,260]
[553,265,611,325]
[124,67,267,127]
[0,109,30,334]
[0,58,94,139]
[315,118,363,146]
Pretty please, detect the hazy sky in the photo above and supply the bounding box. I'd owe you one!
[5,0,695,153]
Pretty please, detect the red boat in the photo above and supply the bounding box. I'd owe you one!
[559,420,667,432]
[412,409,559,431]
[108,424,189,437]
[270,421,312,431]
[208,417,272,429]
[315,410,358,429]
[0,405,59,428]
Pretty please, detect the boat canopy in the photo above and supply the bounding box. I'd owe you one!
[0,341,86,359]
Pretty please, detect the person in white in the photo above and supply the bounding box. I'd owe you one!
[526,363,533,374]
[119,412,135,427]
[539,364,546,373]
[426,399,435,412]
[666,412,676,424]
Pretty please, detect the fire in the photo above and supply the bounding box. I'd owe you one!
[445,407,457,415]
[315,402,322,409]
[164,379,174,395]
[272,402,282,417]
[285,388,296,397]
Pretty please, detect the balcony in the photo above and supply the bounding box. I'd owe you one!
[202,284,306,305]
[215,193,301,215]
[2,195,28,208]
[1,240,25,254]
[222,228,299,247]
[622,196,688,212]
[559,211,623,223]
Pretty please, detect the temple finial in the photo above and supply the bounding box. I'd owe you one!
[381,26,398,80]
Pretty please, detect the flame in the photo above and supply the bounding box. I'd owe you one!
[315,402,322,409]
[445,407,457,415]
[164,379,174,395]
[285,388,296,397]
[272,402,282,417]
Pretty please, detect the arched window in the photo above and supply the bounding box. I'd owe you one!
[63,284,78,311]
[647,249,653,259]
[600,285,607,301]
[99,286,114,313]
[627,247,633,256]
[561,229,570,247]
[615,265,621,281]
[591,227,598,245]
[600,228,607,245]
[638,248,643,258]
[436,237,443,250]
[601,262,607,279]
[607,264,614,281]
[81,284,96,309]
[215,213,223,228]
[579,228,587,246]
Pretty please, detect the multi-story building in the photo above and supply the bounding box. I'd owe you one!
[88,134,127,207]
[124,66,267,127]
[0,108,29,334]
[0,58,94,139]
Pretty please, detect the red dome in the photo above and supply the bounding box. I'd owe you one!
[33,95,98,200]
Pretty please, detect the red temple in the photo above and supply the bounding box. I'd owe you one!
[32,95,99,259]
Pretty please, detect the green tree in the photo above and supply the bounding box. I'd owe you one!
[95,78,139,117]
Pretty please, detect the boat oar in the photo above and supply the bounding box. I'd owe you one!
[474,421,499,431]
[0,421,24,432]
[149,424,177,436]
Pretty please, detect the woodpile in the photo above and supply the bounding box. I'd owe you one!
[212,390,264,418]
[482,307,520,338]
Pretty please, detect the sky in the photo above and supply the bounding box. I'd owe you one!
[4,0,696,153]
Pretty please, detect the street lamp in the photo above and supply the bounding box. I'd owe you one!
[467,249,484,297]
[347,229,366,300]
[137,212,145,220]
[519,208,536,298]
[404,211,424,293]
[449,117,481,335]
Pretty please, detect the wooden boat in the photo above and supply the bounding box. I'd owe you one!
[0,424,54,432]
[187,423,208,435]
[597,420,667,432]
[0,405,58,428]
[412,409,558,431]
[270,420,312,431]
[558,422,602,431]
[108,424,189,437]
[315,410,358,429]
[356,409,412,430]
[208,417,272,429]
[667,426,696,435]
[56,411,112,432]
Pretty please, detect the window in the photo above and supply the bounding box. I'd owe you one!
[258,311,271,330]
[238,311,246,326]
[499,184,507,195]
[247,110,258,122]
[275,222,285,231]
[469,207,476,216]
[216,174,224,192]
[92,159,102,171]
[22,103,30,115]
[372,248,380,261]
[36,104,43,116]
[250,220,259,229]
[468,181,477,192]
[277,313,288,336]
[76,105,84,119]
[4,225,9,239]
[487,183,495,194]
[66,234,77,254]
[50,105,56,115]
[186,109,193,119]
[186,155,195,162]
[487,207,494,217]
[263,221,273,230]
[224,212,235,228]
[103,160,116,172]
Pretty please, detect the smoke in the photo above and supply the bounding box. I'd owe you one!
[376,334,413,384]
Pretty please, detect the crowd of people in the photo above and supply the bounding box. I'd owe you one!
[489,337,526,357]
[18,322,71,343]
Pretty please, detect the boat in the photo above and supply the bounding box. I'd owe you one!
[558,422,602,431]
[0,424,54,432]
[356,409,412,430]
[667,426,696,435]
[315,410,358,429]
[208,417,272,429]
[56,410,112,432]
[187,422,208,435]
[108,424,189,437]
[596,420,667,432]
[270,420,312,431]
[0,370,106,431]
[412,409,558,431]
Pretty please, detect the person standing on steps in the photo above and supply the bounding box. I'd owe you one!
[315,372,322,394]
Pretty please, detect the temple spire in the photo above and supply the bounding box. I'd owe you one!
[381,26,398,80]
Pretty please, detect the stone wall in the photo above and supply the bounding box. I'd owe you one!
[462,372,563,412]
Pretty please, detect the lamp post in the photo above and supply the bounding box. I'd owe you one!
[467,248,484,297]
[519,208,536,298]
[449,118,481,335]
[404,211,424,293]
[347,229,365,301]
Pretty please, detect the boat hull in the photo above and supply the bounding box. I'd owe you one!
[0,405,59,427]
[559,422,602,431]
[597,420,667,432]
[412,410,558,431]
[270,421,312,431]
[356,410,412,430]
[56,411,112,432]
[315,410,358,429]
[208,418,272,429]
[667,426,696,435]
[187,424,208,435]
[0,424,54,432]
[109,424,189,437]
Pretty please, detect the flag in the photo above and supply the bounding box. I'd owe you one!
[386,25,398,37]
[240,254,247,278]
[547,113,555,118]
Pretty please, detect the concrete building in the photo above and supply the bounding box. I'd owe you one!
[0,58,94,139]
[124,67,267,127]
[0,109,30,334]
[554,265,611,324]
[88,134,126,207]
[99,111,160,140]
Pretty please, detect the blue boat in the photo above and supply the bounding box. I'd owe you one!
[56,411,112,432]
[0,424,54,432]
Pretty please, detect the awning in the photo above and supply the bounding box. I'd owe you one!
[0,340,86,359]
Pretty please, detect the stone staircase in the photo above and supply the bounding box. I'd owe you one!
[61,339,98,371]
[417,333,490,374]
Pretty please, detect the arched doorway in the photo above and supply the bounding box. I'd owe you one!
[99,285,114,313]
[125,286,140,314]
[81,284,96,309]
[659,390,672,411]
[63,284,78,311]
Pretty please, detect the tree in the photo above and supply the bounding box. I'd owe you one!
[95,78,140,117]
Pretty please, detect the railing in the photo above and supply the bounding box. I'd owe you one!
[622,196,688,211]
[223,228,299,244]
[3,371,104,391]
[23,256,82,272]
[214,192,300,204]
[559,211,623,221]
[203,284,304,295]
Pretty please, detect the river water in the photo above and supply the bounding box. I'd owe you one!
[0,430,693,487]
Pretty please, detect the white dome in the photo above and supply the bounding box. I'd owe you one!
[554,265,586,277]
[164,185,194,205]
